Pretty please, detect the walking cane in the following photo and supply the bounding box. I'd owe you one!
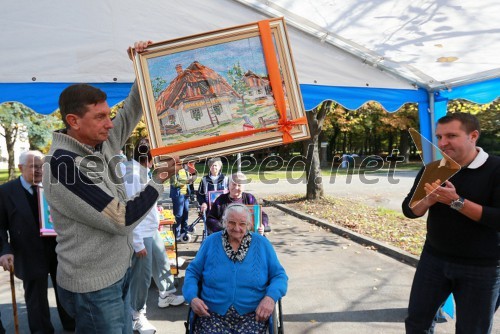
[9,263,19,334]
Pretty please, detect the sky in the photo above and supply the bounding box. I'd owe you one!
[147,36,269,88]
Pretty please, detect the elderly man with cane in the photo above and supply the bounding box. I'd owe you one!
[0,150,75,333]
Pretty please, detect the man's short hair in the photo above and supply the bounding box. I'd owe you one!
[437,112,481,136]
[58,84,107,128]
[19,150,44,165]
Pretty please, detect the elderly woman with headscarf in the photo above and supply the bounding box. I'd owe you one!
[206,172,269,235]
[183,203,288,333]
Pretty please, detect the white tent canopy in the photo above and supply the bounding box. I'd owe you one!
[240,0,500,89]
[0,0,415,113]
[1,0,414,86]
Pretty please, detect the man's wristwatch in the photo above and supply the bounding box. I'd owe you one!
[450,196,465,211]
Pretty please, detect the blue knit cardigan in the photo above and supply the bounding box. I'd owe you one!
[183,231,288,316]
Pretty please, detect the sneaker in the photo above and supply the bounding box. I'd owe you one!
[159,287,177,297]
[132,314,156,334]
[158,292,185,308]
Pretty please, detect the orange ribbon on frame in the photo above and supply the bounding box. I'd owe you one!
[278,117,307,143]
[151,126,274,157]
[150,19,304,157]
[258,19,307,144]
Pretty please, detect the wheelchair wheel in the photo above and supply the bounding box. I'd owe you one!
[181,233,192,243]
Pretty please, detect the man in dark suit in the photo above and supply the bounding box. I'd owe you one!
[0,150,74,333]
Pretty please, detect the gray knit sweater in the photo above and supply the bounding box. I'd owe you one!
[42,83,164,293]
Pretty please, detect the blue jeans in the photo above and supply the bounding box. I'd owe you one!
[171,192,189,238]
[130,231,175,312]
[406,249,500,334]
[0,310,5,334]
[57,269,132,333]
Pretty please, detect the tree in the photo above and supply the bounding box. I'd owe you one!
[151,76,167,100]
[0,103,32,180]
[26,112,62,152]
[379,103,419,161]
[304,101,332,199]
[0,102,62,180]
[227,62,249,112]
[448,98,500,154]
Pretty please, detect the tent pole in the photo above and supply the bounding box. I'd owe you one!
[428,91,437,161]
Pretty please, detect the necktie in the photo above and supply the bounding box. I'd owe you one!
[29,185,40,224]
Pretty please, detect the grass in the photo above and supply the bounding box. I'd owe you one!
[191,161,423,183]
[0,170,19,184]
[0,170,9,181]
[266,194,426,256]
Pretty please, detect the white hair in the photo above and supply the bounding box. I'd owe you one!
[222,203,253,229]
[230,172,248,185]
[19,150,44,165]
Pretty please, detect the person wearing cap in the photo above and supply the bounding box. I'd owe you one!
[197,157,229,213]
[206,172,269,235]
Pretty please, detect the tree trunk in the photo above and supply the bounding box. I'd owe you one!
[4,126,17,181]
[240,96,246,113]
[348,133,353,153]
[398,129,411,162]
[328,126,339,157]
[342,132,347,153]
[305,102,329,200]
[373,135,382,155]
[387,132,394,153]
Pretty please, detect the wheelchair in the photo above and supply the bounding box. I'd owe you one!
[184,298,284,334]
[178,201,207,243]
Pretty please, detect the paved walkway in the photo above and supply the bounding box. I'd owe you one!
[243,170,420,212]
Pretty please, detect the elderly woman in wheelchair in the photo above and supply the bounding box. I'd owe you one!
[183,203,288,333]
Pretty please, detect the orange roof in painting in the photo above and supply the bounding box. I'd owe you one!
[243,70,269,87]
[155,61,241,114]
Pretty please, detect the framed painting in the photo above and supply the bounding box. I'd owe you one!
[37,187,57,237]
[208,190,227,209]
[247,204,262,233]
[131,17,309,162]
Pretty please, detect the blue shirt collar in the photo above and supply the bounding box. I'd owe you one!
[19,175,32,193]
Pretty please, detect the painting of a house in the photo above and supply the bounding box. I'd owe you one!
[132,18,309,158]
[243,70,271,100]
[155,61,240,135]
